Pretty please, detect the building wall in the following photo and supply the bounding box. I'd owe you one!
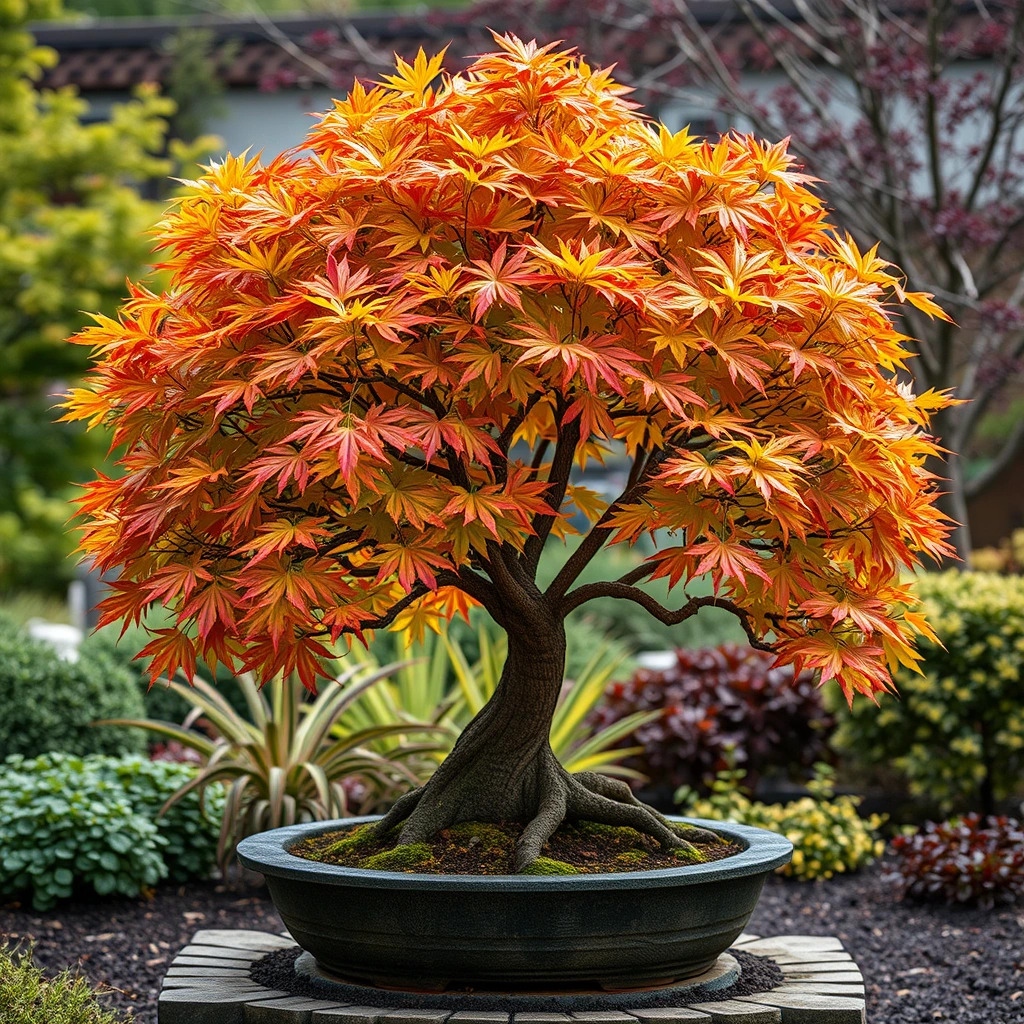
[966,455,1024,548]
[206,87,337,155]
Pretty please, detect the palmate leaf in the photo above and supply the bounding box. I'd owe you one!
[67,33,952,717]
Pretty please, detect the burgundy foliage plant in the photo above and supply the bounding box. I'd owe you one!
[593,645,835,795]
[888,815,1024,908]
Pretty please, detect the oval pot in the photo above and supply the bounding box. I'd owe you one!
[237,815,792,992]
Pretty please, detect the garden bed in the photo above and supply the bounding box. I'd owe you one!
[2,863,1020,1023]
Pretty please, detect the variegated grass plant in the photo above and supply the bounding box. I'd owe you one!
[100,661,452,872]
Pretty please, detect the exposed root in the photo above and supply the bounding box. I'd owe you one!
[370,758,720,871]
[372,786,423,836]
[512,757,568,872]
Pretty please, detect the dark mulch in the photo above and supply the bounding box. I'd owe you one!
[250,945,780,1010]
[1,862,1020,1024]
[0,881,283,1023]
[748,865,1024,1024]
[292,819,739,874]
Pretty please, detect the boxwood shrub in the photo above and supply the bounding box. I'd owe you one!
[0,753,223,909]
[830,571,1024,813]
[0,615,146,758]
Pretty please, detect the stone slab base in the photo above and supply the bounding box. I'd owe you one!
[159,930,867,1024]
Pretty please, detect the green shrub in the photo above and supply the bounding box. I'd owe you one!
[80,617,251,723]
[678,763,885,881]
[830,571,1024,814]
[0,753,222,909]
[0,942,128,1024]
[101,757,224,883]
[0,618,146,758]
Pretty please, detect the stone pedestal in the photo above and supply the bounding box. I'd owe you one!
[158,930,867,1024]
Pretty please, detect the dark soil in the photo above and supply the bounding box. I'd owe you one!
[290,819,740,874]
[1,861,1020,1024]
[748,864,1024,1024]
[0,880,283,1023]
[250,945,782,1009]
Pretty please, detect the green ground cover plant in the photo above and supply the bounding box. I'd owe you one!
[0,942,127,1024]
[831,571,1024,814]
[0,753,221,909]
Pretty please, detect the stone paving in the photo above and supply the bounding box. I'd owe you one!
[157,930,867,1024]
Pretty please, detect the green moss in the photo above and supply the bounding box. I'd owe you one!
[443,822,510,850]
[359,843,435,871]
[519,857,580,876]
[614,849,648,866]
[671,821,727,844]
[672,843,706,863]
[573,820,645,844]
[316,823,380,859]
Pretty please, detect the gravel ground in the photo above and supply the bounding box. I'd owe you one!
[1,865,1021,1024]
[749,867,1024,1024]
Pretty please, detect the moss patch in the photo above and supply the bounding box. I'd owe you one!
[359,843,435,871]
[290,818,740,876]
[520,856,579,875]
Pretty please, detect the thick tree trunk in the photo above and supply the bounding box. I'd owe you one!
[374,613,718,871]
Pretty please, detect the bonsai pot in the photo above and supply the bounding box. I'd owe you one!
[236,815,792,992]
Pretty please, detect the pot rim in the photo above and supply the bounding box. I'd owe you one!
[236,815,793,891]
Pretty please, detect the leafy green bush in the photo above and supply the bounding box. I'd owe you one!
[678,764,885,880]
[0,618,147,758]
[830,571,1024,814]
[0,942,128,1024]
[0,753,222,909]
[81,618,251,723]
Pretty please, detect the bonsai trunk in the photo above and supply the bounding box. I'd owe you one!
[375,615,717,871]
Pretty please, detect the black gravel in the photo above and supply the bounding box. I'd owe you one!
[250,946,781,1011]
[748,864,1024,1024]
[1,863,1021,1024]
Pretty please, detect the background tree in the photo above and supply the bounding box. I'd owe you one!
[67,36,951,871]
[0,0,204,593]
[450,0,1024,559]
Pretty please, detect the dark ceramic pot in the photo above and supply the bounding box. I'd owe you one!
[236,815,792,992]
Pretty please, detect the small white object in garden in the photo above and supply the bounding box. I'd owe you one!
[25,619,82,663]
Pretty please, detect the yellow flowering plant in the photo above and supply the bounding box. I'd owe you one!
[677,762,885,881]
[831,571,1024,814]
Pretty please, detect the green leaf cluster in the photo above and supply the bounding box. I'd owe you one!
[0,940,128,1024]
[0,614,146,758]
[0,752,222,909]
[0,0,211,592]
[678,763,885,881]
[830,570,1024,812]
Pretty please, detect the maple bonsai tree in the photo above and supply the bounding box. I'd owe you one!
[66,35,953,871]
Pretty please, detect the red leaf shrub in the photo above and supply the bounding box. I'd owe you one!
[888,815,1024,908]
[592,644,834,793]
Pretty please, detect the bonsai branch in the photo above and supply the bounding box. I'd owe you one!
[561,583,775,653]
